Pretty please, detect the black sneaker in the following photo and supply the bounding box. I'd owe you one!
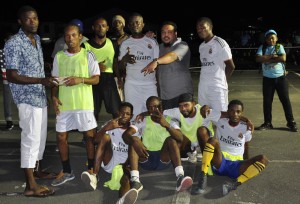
[176,175,193,192]
[287,121,298,132]
[258,122,273,130]
[130,180,143,192]
[5,121,14,131]
[194,171,207,194]
[222,181,240,196]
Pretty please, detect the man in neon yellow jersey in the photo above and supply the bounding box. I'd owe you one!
[51,23,100,186]
[119,96,193,203]
[83,17,121,120]
[163,93,214,163]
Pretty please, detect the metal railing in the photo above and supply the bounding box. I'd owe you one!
[190,47,300,70]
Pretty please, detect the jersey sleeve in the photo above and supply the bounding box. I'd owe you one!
[130,120,144,138]
[170,117,180,129]
[244,130,252,142]
[118,40,128,61]
[51,56,59,77]
[173,42,189,61]
[153,39,159,59]
[87,51,100,76]
[163,108,181,120]
[256,45,263,56]
[279,44,286,55]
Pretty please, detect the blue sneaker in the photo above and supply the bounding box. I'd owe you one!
[51,171,75,186]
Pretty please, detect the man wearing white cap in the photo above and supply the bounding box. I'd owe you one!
[110,15,130,102]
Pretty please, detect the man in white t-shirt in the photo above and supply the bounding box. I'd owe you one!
[196,17,235,112]
[194,99,268,196]
[118,13,159,119]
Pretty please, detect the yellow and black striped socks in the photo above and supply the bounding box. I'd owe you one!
[201,143,215,174]
[237,161,266,184]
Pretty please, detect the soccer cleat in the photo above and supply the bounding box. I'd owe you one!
[194,171,207,194]
[130,180,143,192]
[116,188,138,204]
[176,175,193,192]
[222,181,240,196]
[81,170,98,191]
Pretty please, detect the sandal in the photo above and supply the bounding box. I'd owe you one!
[24,186,55,197]
[33,171,58,179]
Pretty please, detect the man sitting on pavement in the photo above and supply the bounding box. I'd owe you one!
[194,99,268,196]
[80,102,139,204]
[163,93,214,163]
[119,96,193,203]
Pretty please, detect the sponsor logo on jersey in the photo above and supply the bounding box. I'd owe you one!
[201,57,215,66]
[238,133,243,139]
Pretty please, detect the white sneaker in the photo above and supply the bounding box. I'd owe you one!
[81,171,97,191]
[196,152,203,161]
[187,151,197,163]
[195,146,203,161]
[116,188,138,204]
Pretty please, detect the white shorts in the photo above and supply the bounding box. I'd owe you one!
[56,111,97,132]
[124,81,157,119]
[101,154,124,174]
[198,84,228,111]
[18,104,48,168]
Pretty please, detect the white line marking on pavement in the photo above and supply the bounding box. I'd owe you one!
[269,160,300,163]
[171,191,190,204]
[232,201,262,204]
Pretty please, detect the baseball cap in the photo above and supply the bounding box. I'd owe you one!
[265,29,277,37]
[69,19,84,32]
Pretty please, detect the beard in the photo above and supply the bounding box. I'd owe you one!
[182,107,195,118]
[182,109,192,118]
[96,33,105,39]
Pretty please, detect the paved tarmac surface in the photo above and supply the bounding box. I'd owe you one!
[0,70,300,204]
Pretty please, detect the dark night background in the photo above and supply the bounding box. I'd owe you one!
[2,0,300,68]
[2,0,300,37]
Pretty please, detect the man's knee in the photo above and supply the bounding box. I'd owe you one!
[207,137,218,146]
[257,154,269,166]
[197,126,210,139]
[85,129,95,138]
